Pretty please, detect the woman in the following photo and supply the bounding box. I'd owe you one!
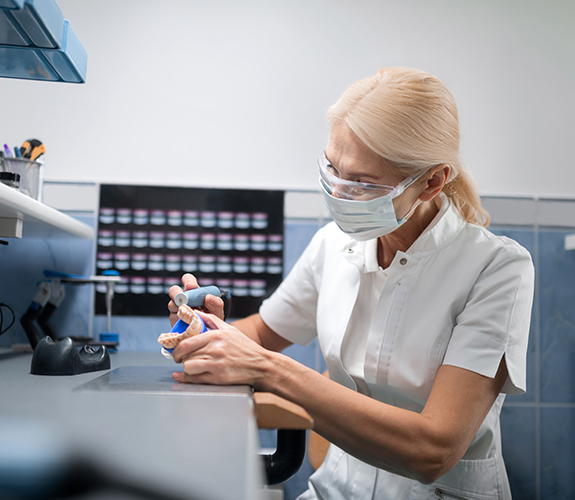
[168,67,534,499]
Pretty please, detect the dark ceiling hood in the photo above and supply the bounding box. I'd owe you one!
[0,0,87,83]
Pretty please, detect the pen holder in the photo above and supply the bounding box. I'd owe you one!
[0,157,44,201]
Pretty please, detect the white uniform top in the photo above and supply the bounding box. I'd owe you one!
[260,194,535,500]
[341,253,387,397]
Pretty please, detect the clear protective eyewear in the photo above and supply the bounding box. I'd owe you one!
[318,152,421,201]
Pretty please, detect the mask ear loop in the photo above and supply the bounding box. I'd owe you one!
[393,169,427,196]
[392,170,429,223]
[397,199,422,224]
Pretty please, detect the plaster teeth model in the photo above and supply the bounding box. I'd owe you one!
[157,304,203,349]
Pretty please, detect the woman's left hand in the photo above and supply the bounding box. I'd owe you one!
[171,310,273,390]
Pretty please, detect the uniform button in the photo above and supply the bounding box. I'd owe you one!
[399,258,408,265]
[347,248,354,254]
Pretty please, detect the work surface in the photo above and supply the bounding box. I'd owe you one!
[0,351,264,500]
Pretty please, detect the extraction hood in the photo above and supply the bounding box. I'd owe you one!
[0,0,87,83]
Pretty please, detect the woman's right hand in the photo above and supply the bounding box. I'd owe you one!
[167,273,226,326]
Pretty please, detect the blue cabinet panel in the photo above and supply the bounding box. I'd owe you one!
[0,0,64,49]
[10,0,64,49]
[0,0,86,83]
[0,0,24,9]
[0,46,59,80]
[0,9,28,45]
[42,21,87,83]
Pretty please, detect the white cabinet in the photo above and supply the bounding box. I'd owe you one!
[0,182,93,239]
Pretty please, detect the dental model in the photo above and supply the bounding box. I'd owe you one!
[158,304,204,350]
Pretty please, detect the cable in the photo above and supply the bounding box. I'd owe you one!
[0,303,16,336]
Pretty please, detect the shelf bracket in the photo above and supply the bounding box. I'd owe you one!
[0,216,23,238]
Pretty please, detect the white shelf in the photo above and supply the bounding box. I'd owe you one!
[0,182,94,239]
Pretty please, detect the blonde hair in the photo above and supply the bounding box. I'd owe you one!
[326,67,490,227]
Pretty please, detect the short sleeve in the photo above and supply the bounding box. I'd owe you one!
[259,229,324,346]
[442,239,535,395]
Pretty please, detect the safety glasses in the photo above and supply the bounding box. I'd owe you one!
[318,152,420,201]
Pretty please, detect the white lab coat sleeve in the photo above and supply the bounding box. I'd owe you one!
[259,228,325,346]
[443,239,535,394]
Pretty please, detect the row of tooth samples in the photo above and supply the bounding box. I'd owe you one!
[97,253,283,274]
[96,278,268,297]
[97,230,283,251]
[99,208,269,229]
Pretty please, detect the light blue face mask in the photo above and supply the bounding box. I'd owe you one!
[318,154,424,241]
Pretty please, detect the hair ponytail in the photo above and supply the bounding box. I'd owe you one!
[442,167,490,227]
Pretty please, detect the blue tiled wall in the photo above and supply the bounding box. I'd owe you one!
[472,198,575,500]
[540,407,575,499]
[536,228,575,500]
[2,195,575,500]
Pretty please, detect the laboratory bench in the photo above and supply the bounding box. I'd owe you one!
[0,351,266,500]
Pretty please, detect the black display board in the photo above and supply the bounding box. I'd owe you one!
[96,184,284,318]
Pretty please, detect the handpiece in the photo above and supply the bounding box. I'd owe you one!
[174,285,231,319]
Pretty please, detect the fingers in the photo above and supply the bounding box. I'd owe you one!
[173,354,231,385]
[203,294,225,320]
[168,274,199,303]
[173,372,190,383]
[168,306,180,328]
[172,332,211,363]
[172,345,220,384]
[194,309,228,331]
[168,285,184,327]
[181,273,199,291]
[168,274,200,325]
[173,371,214,385]
[168,284,183,302]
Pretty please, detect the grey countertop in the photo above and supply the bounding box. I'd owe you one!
[0,351,264,500]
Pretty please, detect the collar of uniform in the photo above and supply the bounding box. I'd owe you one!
[338,237,380,274]
[364,239,380,273]
[339,236,365,271]
[407,192,465,255]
